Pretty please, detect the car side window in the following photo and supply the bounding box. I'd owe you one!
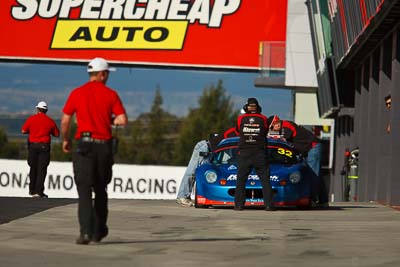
[221,151,231,163]
[214,147,238,164]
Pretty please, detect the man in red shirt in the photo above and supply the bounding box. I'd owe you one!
[61,57,127,245]
[21,101,60,198]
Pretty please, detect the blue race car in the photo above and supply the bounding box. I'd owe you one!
[194,137,315,209]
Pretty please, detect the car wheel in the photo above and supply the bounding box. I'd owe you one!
[194,181,210,209]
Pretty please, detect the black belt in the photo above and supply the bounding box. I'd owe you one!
[81,137,111,144]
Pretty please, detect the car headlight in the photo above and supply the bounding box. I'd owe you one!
[289,171,301,184]
[205,170,218,183]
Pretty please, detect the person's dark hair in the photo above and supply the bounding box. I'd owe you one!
[247,98,259,106]
[243,97,262,113]
[385,94,392,110]
[208,133,224,151]
[37,108,47,113]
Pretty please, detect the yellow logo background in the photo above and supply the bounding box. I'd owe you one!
[51,20,188,49]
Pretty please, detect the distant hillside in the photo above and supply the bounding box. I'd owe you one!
[0,87,200,119]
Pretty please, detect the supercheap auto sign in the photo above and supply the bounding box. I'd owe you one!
[0,0,287,70]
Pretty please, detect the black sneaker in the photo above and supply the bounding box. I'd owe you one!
[318,202,329,209]
[39,193,48,198]
[233,206,244,211]
[76,234,91,245]
[92,227,108,243]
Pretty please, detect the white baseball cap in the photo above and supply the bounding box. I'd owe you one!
[36,101,48,110]
[87,57,116,72]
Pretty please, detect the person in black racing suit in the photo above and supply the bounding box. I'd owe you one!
[234,98,275,211]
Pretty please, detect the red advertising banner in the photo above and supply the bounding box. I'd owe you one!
[0,0,287,70]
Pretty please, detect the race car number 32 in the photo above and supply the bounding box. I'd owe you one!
[277,148,293,158]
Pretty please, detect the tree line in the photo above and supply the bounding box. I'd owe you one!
[0,80,239,166]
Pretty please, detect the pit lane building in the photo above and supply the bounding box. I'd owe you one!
[306,0,400,205]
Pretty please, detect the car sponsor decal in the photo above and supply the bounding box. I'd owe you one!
[227,165,237,170]
[226,174,279,181]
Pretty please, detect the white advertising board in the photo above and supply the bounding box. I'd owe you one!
[0,159,185,199]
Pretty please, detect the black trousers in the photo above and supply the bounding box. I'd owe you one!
[73,141,113,238]
[28,143,50,195]
[234,148,273,208]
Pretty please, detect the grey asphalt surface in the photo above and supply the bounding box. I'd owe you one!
[0,198,399,267]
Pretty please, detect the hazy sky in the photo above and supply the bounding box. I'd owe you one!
[0,62,294,119]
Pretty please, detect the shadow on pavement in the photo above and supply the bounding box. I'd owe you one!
[97,236,271,246]
[0,197,77,225]
[206,205,377,211]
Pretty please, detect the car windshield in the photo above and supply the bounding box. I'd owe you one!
[213,144,300,165]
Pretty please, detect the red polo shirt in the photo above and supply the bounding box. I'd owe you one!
[21,112,60,143]
[63,81,126,140]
